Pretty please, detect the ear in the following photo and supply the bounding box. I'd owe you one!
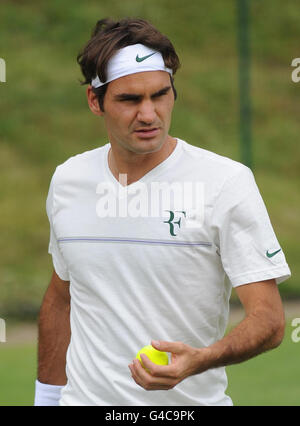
[86,86,104,116]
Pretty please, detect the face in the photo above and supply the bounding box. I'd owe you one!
[87,71,175,155]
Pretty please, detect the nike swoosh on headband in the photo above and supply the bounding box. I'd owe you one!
[136,52,157,62]
[91,45,172,88]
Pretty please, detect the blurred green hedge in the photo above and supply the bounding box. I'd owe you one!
[1,0,299,320]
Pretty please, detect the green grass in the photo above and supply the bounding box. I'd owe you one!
[0,322,299,406]
[226,321,300,406]
[0,344,37,406]
[0,0,299,318]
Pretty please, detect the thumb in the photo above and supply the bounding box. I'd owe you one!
[151,340,183,354]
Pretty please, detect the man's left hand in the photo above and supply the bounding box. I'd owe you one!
[128,340,208,391]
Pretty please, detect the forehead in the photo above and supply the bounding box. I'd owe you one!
[107,71,171,95]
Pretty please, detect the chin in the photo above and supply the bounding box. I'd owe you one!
[131,137,166,154]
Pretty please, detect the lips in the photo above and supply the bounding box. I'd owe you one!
[134,127,160,138]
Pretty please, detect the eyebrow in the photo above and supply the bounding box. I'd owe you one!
[114,86,171,102]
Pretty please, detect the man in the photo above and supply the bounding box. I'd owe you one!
[34,18,291,406]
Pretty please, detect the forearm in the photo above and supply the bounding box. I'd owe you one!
[38,289,71,385]
[201,309,285,370]
[129,281,286,391]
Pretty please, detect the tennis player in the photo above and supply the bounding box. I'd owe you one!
[34,18,291,406]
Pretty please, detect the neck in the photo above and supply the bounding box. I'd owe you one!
[108,136,177,186]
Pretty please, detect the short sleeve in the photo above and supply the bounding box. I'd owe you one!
[211,166,291,287]
[46,172,70,282]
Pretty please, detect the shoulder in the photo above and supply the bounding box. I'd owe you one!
[179,138,252,183]
[52,144,108,184]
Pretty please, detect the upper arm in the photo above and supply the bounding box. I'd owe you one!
[45,269,70,307]
[235,279,285,331]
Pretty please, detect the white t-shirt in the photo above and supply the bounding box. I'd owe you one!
[46,138,291,406]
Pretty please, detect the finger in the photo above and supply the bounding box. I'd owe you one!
[151,339,184,354]
[139,353,175,378]
[129,359,157,389]
[129,360,147,387]
[137,355,178,385]
[130,358,176,390]
[133,357,155,381]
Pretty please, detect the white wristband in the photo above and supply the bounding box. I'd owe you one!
[34,380,64,406]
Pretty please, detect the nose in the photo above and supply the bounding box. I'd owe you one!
[136,100,156,124]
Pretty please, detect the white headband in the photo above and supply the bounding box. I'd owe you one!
[91,43,173,88]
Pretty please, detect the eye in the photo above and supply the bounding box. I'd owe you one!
[121,99,141,106]
[116,95,141,103]
[152,89,170,99]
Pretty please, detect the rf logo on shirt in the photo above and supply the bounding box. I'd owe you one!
[164,210,186,236]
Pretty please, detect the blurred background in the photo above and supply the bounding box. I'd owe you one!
[0,0,299,405]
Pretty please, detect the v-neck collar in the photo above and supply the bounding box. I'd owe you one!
[102,138,183,190]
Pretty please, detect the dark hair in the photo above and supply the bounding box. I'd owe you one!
[77,18,180,111]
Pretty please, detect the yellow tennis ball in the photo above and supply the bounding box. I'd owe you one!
[136,345,169,370]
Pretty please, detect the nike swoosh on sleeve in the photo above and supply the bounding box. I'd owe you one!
[266,249,282,258]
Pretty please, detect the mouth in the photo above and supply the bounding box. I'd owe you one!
[134,127,160,139]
